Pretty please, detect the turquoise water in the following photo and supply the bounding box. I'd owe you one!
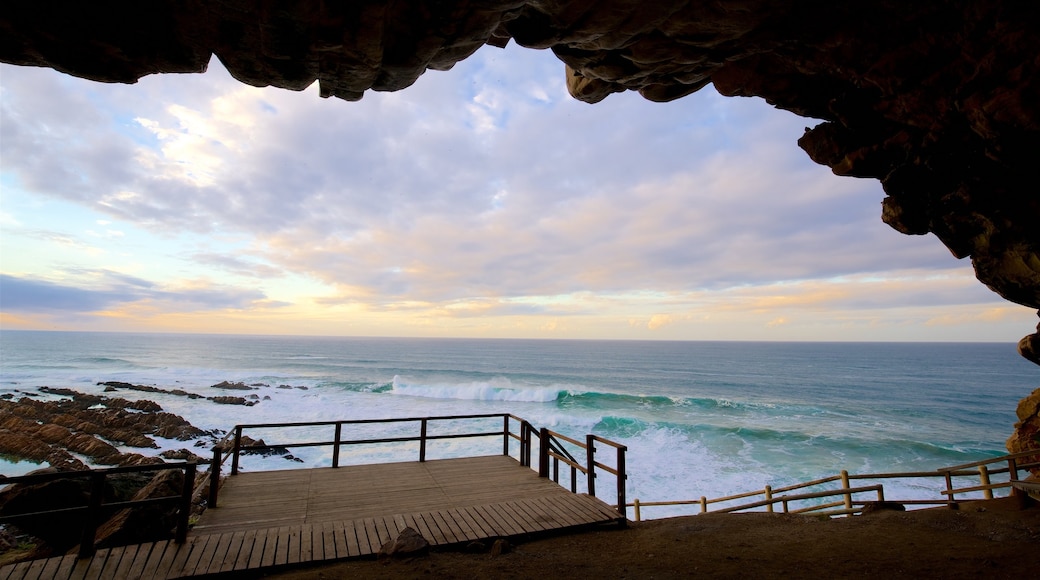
[1,331,1036,515]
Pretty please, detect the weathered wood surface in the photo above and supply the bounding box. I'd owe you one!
[0,456,622,579]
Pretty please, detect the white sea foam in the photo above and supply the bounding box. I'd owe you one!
[390,375,563,403]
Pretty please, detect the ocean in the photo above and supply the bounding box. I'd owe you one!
[1,331,1036,517]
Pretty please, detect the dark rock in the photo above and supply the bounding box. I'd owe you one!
[94,468,190,549]
[210,381,253,390]
[206,396,254,406]
[490,538,511,557]
[0,476,96,550]
[377,527,429,559]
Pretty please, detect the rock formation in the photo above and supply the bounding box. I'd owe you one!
[1007,387,1040,477]
[0,389,207,469]
[1,1,1039,357]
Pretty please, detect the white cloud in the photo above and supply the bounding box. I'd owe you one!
[0,44,1034,340]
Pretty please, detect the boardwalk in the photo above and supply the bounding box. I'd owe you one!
[0,456,623,580]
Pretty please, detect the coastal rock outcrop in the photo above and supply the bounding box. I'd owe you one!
[2,1,1039,356]
[1006,387,1040,477]
[0,389,207,469]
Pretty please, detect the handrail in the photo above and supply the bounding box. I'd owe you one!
[536,428,627,519]
[206,414,628,522]
[624,450,1038,522]
[0,462,196,558]
[209,414,535,507]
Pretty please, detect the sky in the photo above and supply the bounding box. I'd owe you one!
[0,43,1036,341]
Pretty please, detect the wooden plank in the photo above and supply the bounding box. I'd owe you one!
[97,545,127,580]
[273,526,291,567]
[454,506,493,539]
[136,539,169,580]
[321,522,338,561]
[536,496,582,527]
[443,508,478,542]
[374,516,394,547]
[575,493,624,520]
[176,534,214,579]
[426,510,460,544]
[259,527,281,568]
[467,504,511,536]
[39,554,72,580]
[16,560,42,580]
[413,512,449,546]
[67,557,93,580]
[359,518,380,555]
[231,529,257,572]
[246,528,269,570]
[215,530,245,574]
[109,545,139,580]
[505,500,551,532]
[22,557,51,580]
[3,561,32,580]
[286,526,302,565]
[199,533,229,576]
[486,502,536,534]
[300,524,313,563]
[520,498,563,529]
[159,538,199,580]
[50,554,80,580]
[335,522,353,559]
[82,548,111,580]
[123,542,153,580]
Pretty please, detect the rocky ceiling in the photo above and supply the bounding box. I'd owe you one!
[2,1,1039,361]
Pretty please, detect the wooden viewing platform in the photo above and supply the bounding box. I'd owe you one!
[0,415,628,579]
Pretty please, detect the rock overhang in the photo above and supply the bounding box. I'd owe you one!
[2,1,1038,360]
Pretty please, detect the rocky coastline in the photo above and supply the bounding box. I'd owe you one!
[0,384,305,564]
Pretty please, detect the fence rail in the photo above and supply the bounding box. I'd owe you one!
[624,450,1039,521]
[207,414,628,517]
[0,462,197,558]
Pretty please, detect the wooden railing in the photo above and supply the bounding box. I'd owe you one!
[537,428,628,519]
[206,414,628,516]
[938,449,1039,502]
[0,462,197,558]
[625,451,1040,521]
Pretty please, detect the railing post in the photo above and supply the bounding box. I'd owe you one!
[209,446,222,508]
[332,422,342,468]
[570,466,577,493]
[840,470,852,511]
[943,471,955,506]
[503,415,510,457]
[764,485,773,513]
[552,457,559,482]
[633,498,641,522]
[586,434,596,497]
[176,463,196,544]
[538,428,550,478]
[616,444,627,519]
[231,425,243,475]
[78,471,105,558]
[1008,457,1021,497]
[419,418,428,462]
[978,465,993,499]
[524,422,533,467]
[699,496,707,513]
[877,485,885,503]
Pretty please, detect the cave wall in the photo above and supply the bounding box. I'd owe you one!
[2,1,1039,356]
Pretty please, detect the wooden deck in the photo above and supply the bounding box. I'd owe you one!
[0,456,623,580]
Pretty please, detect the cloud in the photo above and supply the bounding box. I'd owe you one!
[1,44,1031,340]
[0,273,272,314]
